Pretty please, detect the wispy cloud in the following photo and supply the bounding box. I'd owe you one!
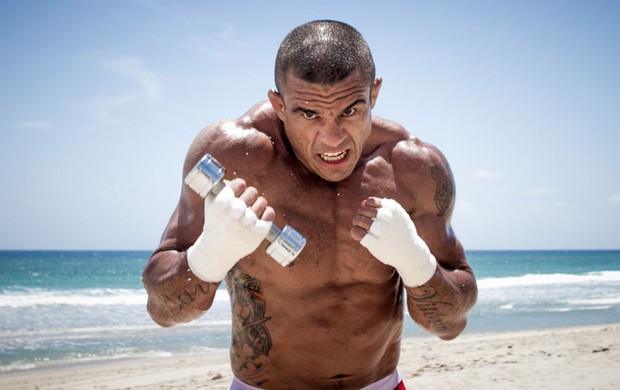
[129,0,163,9]
[470,169,505,180]
[607,194,620,204]
[83,57,163,119]
[16,121,58,134]
[456,200,478,215]
[521,200,572,214]
[525,187,559,195]
[177,24,256,61]
[102,57,162,100]
[551,201,570,210]
[183,23,236,47]
[217,24,235,41]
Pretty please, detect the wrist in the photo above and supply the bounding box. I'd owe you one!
[188,184,272,282]
[360,198,438,288]
[397,236,438,288]
[187,233,233,282]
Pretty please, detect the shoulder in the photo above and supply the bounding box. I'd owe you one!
[184,101,282,175]
[370,117,449,170]
[370,117,455,218]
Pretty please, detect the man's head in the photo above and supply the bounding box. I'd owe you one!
[274,20,375,95]
[269,21,382,183]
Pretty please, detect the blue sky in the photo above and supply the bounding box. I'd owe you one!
[1,0,619,250]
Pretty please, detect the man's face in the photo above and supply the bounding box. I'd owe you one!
[268,70,382,182]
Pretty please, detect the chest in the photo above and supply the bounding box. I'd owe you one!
[248,156,400,273]
[260,156,396,223]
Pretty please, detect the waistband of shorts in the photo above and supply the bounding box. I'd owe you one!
[229,370,401,390]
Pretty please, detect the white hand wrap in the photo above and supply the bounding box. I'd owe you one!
[187,185,272,282]
[360,198,437,288]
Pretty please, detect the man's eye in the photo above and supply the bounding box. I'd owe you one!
[342,107,356,117]
[302,111,317,119]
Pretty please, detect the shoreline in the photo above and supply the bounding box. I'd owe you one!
[1,323,618,389]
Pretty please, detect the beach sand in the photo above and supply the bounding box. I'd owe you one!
[1,323,618,389]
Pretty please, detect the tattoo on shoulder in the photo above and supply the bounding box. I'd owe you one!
[431,164,454,217]
[228,271,273,387]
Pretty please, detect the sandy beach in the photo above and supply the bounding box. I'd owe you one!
[1,323,618,390]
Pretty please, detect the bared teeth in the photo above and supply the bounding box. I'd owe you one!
[320,151,346,162]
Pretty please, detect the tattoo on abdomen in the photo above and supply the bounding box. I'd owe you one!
[431,165,454,217]
[228,272,272,386]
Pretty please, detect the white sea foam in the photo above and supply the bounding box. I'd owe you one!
[2,271,618,309]
[477,271,620,289]
[0,286,230,308]
[566,296,620,306]
[0,288,147,308]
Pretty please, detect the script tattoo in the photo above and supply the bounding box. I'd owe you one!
[160,282,213,314]
[431,164,454,217]
[228,272,272,386]
[408,286,453,334]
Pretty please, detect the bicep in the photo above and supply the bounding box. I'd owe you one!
[415,210,467,272]
[158,186,204,253]
[410,152,467,271]
[160,126,224,251]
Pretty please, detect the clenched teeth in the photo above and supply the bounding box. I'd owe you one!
[320,150,347,162]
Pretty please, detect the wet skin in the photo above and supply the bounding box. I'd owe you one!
[143,71,477,389]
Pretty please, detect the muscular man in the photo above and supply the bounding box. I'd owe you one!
[143,20,477,390]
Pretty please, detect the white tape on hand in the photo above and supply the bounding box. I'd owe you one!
[360,198,437,287]
[187,185,272,282]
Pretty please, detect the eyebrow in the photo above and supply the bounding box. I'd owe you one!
[344,98,367,112]
[291,98,367,115]
[291,106,316,115]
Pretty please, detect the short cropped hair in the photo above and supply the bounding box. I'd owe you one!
[274,20,375,93]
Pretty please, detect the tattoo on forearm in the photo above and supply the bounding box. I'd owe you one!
[161,282,213,314]
[228,272,272,387]
[178,284,209,305]
[408,286,453,334]
[431,164,454,217]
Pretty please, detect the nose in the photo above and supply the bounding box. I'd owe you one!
[317,120,347,148]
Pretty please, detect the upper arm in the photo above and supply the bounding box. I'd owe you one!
[154,124,226,255]
[155,115,276,254]
[394,140,469,273]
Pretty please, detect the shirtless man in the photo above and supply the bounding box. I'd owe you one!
[143,20,477,390]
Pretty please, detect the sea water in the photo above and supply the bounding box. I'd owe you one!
[0,250,618,372]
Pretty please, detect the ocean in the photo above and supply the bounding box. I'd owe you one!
[1,250,619,372]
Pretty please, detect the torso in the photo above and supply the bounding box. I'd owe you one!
[194,101,429,389]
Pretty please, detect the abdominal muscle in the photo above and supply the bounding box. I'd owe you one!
[226,249,404,389]
[218,119,407,387]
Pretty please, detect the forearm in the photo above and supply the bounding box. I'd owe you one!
[405,266,477,340]
[143,249,220,327]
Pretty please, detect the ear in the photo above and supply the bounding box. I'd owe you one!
[268,89,286,121]
[370,77,382,108]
